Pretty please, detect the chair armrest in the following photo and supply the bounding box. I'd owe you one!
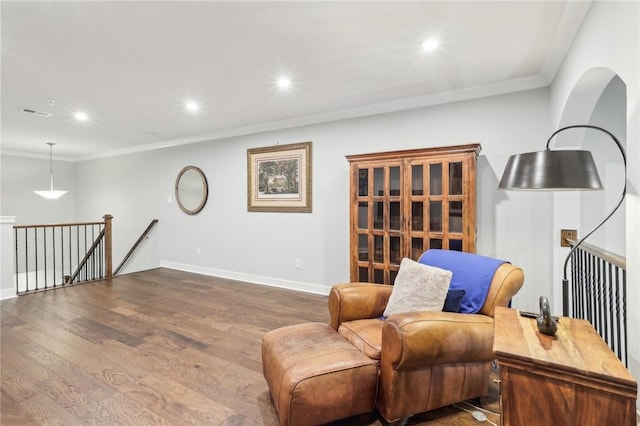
[328,283,393,330]
[381,311,494,370]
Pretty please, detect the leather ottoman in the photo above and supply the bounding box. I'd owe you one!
[262,322,378,426]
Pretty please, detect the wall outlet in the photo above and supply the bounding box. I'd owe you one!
[295,259,302,269]
[196,248,201,256]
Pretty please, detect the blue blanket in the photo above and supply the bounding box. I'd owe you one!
[418,249,507,314]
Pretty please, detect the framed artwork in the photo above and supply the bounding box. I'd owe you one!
[247,141,312,213]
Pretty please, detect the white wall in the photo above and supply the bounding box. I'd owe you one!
[580,75,627,254]
[549,0,639,395]
[0,217,17,299]
[68,87,551,310]
[1,155,77,225]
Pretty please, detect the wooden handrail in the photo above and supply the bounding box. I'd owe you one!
[567,238,626,269]
[67,228,106,284]
[14,221,104,229]
[114,219,159,276]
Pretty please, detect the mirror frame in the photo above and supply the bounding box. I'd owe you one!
[175,166,209,215]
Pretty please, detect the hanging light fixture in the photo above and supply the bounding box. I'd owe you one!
[34,142,67,200]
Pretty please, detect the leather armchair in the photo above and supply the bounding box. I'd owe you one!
[329,262,524,425]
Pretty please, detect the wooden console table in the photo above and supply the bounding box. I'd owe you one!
[493,306,637,426]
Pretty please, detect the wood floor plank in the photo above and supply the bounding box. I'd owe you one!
[1,268,500,425]
[0,388,39,426]
[19,393,83,426]
[94,392,171,426]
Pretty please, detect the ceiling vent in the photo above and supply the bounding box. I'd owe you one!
[19,107,53,117]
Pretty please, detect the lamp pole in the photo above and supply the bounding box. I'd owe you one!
[548,125,627,316]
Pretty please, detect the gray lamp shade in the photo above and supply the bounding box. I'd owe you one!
[498,149,603,190]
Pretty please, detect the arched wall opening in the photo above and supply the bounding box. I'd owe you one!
[551,67,627,310]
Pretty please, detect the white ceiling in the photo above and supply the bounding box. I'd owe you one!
[1,1,591,161]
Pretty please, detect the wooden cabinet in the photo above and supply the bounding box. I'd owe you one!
[346,144,480,284]
[493,307,637,426]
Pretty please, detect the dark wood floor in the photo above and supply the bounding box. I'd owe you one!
[1,268,500,425]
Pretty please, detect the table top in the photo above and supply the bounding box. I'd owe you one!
[493,306,636,389]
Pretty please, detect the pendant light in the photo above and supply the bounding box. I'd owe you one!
[34,142,67,200]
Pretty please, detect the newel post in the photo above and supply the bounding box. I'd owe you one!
[103,214,113,278]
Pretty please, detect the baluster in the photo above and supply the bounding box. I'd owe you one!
[578,249,585,318]
[618,270,628,366]
[99,236,104,278]
[579,249,584,318]
[591,252,597,324]
[574,249,580,317]
[614,269,621,362]
[56,226,60,287]
[592,254,598,327]
[44,227,48,288]
[603,263,612,346]
[76,225,80,282]
[68,225,72,283]
[24,228,29,292]
[587,251,594,323]
[591,256,602,335]
[84,225,90,280]
[92,225,96,280]
[571,249,576,318]
[35,228,41,291]
[96,225,100,279]
[14,228,19,294]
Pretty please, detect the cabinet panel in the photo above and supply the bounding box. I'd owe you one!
[347,144,479,284]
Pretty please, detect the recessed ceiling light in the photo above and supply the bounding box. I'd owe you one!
[74,111,89,121]
[185,101,200,112]
[277,77,292,90]
[422,38,439,52]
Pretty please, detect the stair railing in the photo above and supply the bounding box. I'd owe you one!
[114,219,159,276]
[567,238,627,366]
[13,215,159,296]
[13,214,113,295]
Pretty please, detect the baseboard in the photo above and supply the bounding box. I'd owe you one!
[0,288,17,300]
[160,261,332,296]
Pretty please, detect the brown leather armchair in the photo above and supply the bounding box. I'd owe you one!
[329,262,524,425]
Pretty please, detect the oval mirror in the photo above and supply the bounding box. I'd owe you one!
[175,166,208,215]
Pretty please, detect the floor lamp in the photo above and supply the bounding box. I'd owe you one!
[498,124,627,316]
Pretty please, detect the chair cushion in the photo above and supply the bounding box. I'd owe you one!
[338,319,384,362]
[383,258,452,317]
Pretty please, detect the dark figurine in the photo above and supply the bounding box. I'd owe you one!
[537,296,558,336]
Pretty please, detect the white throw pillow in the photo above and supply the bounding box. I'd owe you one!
[383,258,453,317]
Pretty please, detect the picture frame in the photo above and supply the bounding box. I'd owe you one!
[247,141,312,213]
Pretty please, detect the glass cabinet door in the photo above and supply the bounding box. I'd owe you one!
[353,162,402,284]
[408,158,469,257]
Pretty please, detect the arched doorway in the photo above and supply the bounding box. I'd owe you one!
[557,67,627,255]
[554,68,629,364]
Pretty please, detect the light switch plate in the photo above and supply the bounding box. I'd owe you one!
[561,229,577,247]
